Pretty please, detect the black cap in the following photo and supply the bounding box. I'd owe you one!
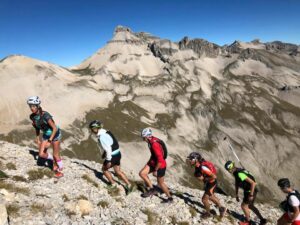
[278,178,290,189]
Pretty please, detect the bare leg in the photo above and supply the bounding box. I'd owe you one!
[102,164,115,184]
[241,202,251,222]
[202,194,211,212]
[113,165,130,185]
[209,194,222,208]
[39,141,50,159]
[157,176,171,198]
[139,165,153,189]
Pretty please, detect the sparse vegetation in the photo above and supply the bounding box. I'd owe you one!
[227,215,235,225]
[71,66,95,76]
[6,204,20,217]
[112,218,130,225]
[82,174,99,188]
[65,208,76,218]
[12,175,27,182]
[62,194,70,202]
[0,161,4,170]
[141,208,159,225]
[0,170,9,179]
[6,162,16,170]
[77,195,88,200]
[171,216,189,225]
[30,203,49,214]
[189,206,197,218]
[107,186,120,197]
[27,168,53,180]
[0,181,30,195]
[97,200,109,208]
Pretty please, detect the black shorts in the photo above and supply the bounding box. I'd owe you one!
[104,153,121,167]
[149,166,166,178]
[243,189,258,204]
[204,180,217,196]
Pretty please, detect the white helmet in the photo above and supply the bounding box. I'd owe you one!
[27,96,41,105]
[141,127,152,138]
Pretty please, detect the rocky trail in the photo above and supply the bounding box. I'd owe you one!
[0,141,282,225]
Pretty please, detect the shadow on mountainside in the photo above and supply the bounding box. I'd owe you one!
[28,149,54,170]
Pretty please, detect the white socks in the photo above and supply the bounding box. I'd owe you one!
[56,159,63,170]
[47,153,53,161]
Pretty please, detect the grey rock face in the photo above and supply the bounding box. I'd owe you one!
[0,204,8,225]
[266,41,299,54]
[178,36,221,57]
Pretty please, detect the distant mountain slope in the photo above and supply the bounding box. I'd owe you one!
[0,26,299,203]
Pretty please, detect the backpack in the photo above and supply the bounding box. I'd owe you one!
[234,168,255,190]
[201,161,217,175]
[153,139,168,159]
[106,131,120,151]
[280,190,300,213]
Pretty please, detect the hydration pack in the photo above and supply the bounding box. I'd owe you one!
[201,161,217,175]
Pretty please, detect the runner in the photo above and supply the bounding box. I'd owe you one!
[89,120,133,194]
[186,152,227,219]
[139,128,173,203]
[224,161,267,225]
[27,96,63,178]
[277,178,300,225]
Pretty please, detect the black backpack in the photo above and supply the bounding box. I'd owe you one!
[106,131,119,151]
[280,190,300,213]
[154,139,168,159]
[234,168,256,190]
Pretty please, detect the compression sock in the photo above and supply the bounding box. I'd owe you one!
[46,153,53,161]
[56,159,63,170]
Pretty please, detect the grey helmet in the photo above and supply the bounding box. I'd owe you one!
[187,152,202,161]
[27,96,41,105]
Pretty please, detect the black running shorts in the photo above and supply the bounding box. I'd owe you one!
[104,152,121,167]
[149,166,166,178]
[204,180,217,196]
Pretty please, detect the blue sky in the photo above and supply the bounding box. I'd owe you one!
[0,0,299,67]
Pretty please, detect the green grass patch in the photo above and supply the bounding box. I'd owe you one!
[0,170,9,179]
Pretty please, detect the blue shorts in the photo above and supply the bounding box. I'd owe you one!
[42,129,62,142]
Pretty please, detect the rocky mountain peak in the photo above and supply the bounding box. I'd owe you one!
[178,36,221,57]
[114,25,133,34]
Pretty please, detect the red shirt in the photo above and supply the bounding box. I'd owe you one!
[147,136,167,169]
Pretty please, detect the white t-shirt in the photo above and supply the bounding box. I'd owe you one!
[288,193,300,221]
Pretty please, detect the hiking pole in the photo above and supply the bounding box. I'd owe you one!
[223,137,245,169]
